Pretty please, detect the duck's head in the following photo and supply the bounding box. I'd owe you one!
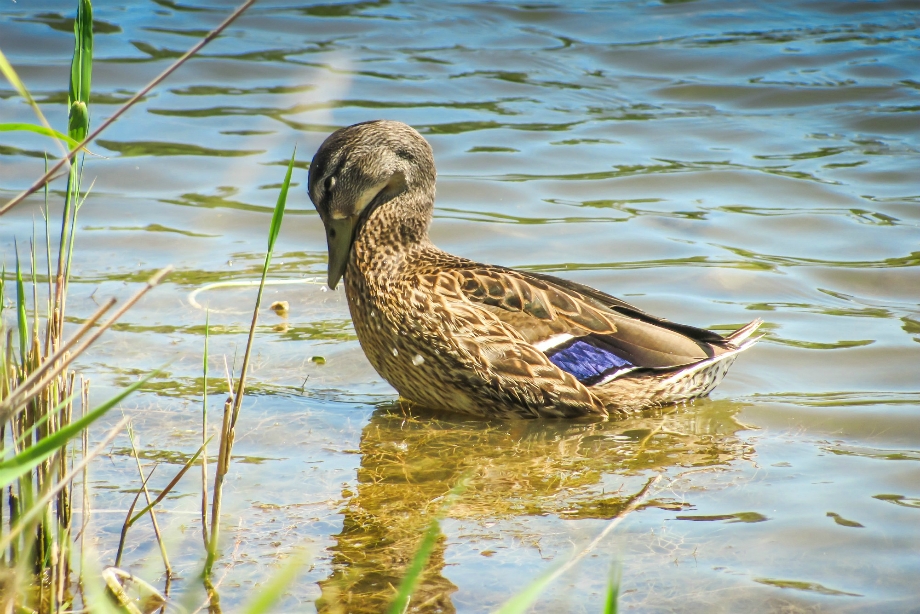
[308,120,436,290]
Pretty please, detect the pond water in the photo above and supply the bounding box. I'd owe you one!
[2,0,919,611]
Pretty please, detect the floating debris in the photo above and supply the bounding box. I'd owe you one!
[270,300,290,317]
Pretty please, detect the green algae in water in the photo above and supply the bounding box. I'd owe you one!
[675,512,768,523]
[873,494,920,509]
[826,512,864,528]
[754,578,862,597]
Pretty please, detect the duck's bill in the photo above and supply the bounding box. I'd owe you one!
[325,216,357,290]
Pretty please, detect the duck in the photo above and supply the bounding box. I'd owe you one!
[307,120,761,419]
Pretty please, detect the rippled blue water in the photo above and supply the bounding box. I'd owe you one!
[2,0,919,611]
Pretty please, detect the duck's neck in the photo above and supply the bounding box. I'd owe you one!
[350,191,434,285]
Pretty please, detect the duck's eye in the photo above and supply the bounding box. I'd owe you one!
[324,176,336,192]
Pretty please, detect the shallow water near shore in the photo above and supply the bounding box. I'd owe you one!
[1,0,919,611]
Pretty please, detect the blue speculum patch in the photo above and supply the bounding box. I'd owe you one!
[546,338,633,384]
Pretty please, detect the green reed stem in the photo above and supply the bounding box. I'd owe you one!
[201,309,210,550]
[14,243,28,370]
[229,147,295,431]
[53,0,92,345]
[205,148,295,581]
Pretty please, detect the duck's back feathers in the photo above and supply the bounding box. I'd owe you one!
[420,258,736,365]
[411,254,760,413]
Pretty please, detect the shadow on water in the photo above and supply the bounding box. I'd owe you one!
[317,399,752,613]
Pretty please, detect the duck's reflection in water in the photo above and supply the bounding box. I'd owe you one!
[317,400,752,613]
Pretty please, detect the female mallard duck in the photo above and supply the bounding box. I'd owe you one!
[308,120,760,419]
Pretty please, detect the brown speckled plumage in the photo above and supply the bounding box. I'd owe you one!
[309,120,761,419]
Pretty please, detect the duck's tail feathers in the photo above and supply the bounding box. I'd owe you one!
[661,320,762,388]
[593,319,762,410]
[724,318,763,348]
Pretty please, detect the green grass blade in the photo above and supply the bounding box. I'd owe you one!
[267,146,295,252]
[15,241,28,367]
[11,394,76,452]
[70,0,93,107]
[240,550,307,614]
[0,47,72,158]
[29,238,38,342]
[0,370,157,488]
[0,123,81,149]
[0,266,4,396]
[603,561,621,614]
[0,48,32,102]
[387,476,471,614]
[201,308,210,544]
[228,145,295,427]
[387,518,441,614]
[492,565,563,614]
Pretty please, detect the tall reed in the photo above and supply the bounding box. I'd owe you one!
[0,0,254,610]
[202,149,296,607]
[0,3,95,608]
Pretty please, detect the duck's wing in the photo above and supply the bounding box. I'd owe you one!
[523,270,726,344]
[409,297,608,418]
[421,261,736,386]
